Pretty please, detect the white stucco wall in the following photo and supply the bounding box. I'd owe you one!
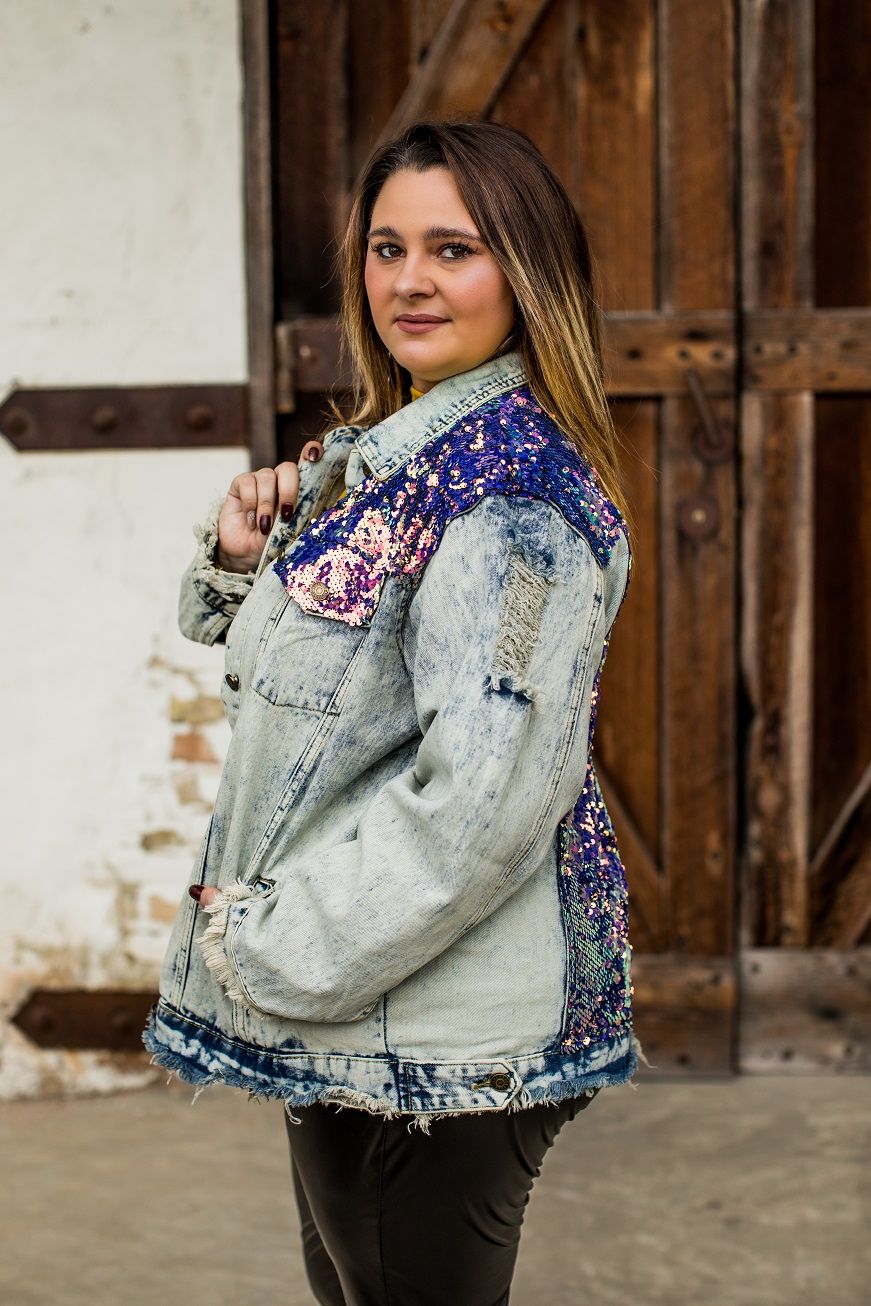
[0,1,248,1098]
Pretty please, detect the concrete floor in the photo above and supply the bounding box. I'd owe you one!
[0,1073,867,1306]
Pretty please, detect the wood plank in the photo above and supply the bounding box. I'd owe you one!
[740,393,814,946]
[658,2,737,960]
[739,0,816,950]
[631,954,735,1074]
[660,392,737,955]
[372,0,552,152]
[347,0,412,179]
[740,0,815,311]
[813,0,871,309]
[410,0,456,60]
[658,0,735,310]
[744,309,871,390]
[574,0,657,311]
[739,948,871,1072]
[241,0,276,468]
[812,395,871,951]
[490,0,579,196]
[273,0,348,315]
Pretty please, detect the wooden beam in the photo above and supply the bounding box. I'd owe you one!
[370,0,551,153]
[740,393,814,945]
[0,385,248,451]
[241,0,277,468]
[280,310,738,396]
[740,0,816,948]
[631,954,735,1074]
[740,948,871,1072]
[744,309,871,391]
[810,758,871,948]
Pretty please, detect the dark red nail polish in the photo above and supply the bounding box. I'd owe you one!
[280,502,293,522]
[259,513,271,535]
[306,447,321,461]
[189,884,204,901]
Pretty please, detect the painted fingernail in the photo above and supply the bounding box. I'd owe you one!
[280,502,293,522]
[259,513,271,535]
[247,509,256,530]
[188,885,204,902]
[306,445,322,461]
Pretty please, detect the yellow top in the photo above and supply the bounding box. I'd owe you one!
[410,384,424,401]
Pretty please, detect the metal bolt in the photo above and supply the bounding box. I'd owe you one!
[30,1006,55,1033]
[3,407,30,436]
[91,405,119,434]
[185,403,214,431]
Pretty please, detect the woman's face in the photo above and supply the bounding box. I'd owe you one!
[364,167,516,394]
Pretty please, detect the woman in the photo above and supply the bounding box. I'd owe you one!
[145,120,646,1305]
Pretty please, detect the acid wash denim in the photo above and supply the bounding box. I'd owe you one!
[143,348,646,1130]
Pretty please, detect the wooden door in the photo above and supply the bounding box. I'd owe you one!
[238,0,871,1075]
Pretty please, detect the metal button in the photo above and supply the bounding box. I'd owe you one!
[309,580,329,600]
[488,1073,512,1092]
[224,672,240,691]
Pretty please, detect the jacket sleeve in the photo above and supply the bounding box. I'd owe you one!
[178,498,257,647]
[198,495,628,1023]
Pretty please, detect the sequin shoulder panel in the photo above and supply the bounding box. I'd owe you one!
[273,385,628,626]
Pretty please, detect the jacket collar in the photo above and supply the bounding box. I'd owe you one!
[354,349,528,481]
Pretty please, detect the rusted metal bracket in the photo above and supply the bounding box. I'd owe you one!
[684,366,734,464]
[11,988,158,1051]
[273,317,353,413]
[0,384,248,451]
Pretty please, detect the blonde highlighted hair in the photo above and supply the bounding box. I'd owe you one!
[324,119,633,542]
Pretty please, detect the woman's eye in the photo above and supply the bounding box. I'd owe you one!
[372,242,401,260]
[440,243,474,260]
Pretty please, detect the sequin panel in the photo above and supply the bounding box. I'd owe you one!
[557,628,634,1052]
[273,385,628,625]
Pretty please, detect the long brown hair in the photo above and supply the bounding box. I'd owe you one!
[324,119,634,539]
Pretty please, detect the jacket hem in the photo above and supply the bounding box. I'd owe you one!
[143,1000,647,1133]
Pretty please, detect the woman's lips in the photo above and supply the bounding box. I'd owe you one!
[395,317,448,334]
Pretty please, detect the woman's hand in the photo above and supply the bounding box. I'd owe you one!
[216,440,324,573]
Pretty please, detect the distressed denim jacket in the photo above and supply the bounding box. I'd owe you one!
[143,349,644,1129]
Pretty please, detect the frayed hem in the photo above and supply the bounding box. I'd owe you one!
[143,1006,644,1128]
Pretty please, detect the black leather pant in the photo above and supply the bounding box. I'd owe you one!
[284,1088,600,1306]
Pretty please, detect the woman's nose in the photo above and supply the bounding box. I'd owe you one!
[392,250,436,299]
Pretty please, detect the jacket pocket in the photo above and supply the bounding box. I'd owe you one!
[250,597,370,714]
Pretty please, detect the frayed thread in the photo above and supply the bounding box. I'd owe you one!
[197,879,255,1002]
[489,552,551,703]
[632,1032,657,1070]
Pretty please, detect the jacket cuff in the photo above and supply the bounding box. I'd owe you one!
[196,880,256,1004]
[190,497,258,613]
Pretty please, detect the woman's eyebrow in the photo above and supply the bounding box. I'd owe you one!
[366,224,482,242]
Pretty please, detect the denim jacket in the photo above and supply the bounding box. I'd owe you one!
[143,349,644,1129]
